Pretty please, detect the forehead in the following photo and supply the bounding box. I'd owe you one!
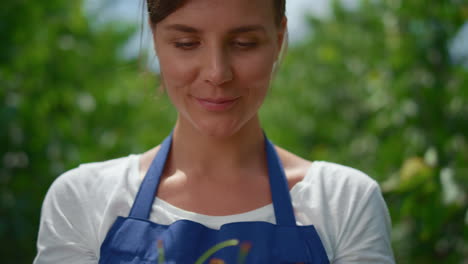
[157,0,276,30]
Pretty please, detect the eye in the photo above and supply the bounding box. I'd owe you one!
[232,41,258,49]
[174,41,199,50]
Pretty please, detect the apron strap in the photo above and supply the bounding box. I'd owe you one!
[264,135,297,226]
[128,132,298,226]
[128,133,173,219]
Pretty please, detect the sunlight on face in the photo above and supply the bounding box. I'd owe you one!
[152,0,286,138]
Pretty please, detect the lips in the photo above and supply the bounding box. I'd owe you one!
[193,96,240,111]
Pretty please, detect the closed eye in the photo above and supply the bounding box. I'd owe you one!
[232,41,258,49]
[174,42,200,50]
[173,41,257,50]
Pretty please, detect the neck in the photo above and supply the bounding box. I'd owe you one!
[169,115,266,180]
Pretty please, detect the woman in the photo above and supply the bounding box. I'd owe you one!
[34,0,395,263]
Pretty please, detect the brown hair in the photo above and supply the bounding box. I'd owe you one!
[147,0,286,27]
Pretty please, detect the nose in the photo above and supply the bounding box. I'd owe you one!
[203,46,233,86]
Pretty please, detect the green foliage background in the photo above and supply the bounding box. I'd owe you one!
[1,0,467,263]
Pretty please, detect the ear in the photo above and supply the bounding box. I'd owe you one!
[277,17,287,50]
[275,17,288,62]
[276,16,288,60]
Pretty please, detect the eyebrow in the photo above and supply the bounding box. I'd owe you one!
[164,24,199,33]
[229,25,266,34]
[163,24,266,34]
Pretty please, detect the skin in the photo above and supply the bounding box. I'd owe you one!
[140,0,312,216]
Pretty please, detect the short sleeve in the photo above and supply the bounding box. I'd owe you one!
[333,182,394,263]
[34,168,99,264]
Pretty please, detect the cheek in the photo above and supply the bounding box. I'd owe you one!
[235,51,276,96]
[157,53,198,113]
[159,54,197,89]
[155,38,197,91]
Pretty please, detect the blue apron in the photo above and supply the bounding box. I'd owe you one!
[99,133,329,264]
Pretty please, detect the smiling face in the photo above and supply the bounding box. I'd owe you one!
[152,0,286,138]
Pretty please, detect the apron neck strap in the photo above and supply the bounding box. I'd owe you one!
[264,134,297,226]
[129,132,297,226]
[128,133,172,219]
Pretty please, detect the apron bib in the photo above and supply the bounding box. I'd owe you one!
[99,133,329,264]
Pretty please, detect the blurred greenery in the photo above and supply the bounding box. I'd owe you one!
[1,0,467,263]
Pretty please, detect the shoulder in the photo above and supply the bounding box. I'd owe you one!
[275,146,313,190]
[311,162,394,262]
[35,155,139,263]
[290,160,384,229]
[39,155,140,243]
[304,161,379,192]
[292,162,394,262]
[293,161,380,210]
[45,155,139,206]
[53,155,136,187]
[138,146,161,180]
[276,146,377,193]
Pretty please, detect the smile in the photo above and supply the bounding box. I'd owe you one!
[193,96,240,112]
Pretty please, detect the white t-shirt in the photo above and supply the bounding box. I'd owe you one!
[34,154,395,263]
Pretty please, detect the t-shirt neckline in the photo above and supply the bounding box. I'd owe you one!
[130,154,316,221]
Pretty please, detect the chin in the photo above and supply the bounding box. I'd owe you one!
[177,108,259,139]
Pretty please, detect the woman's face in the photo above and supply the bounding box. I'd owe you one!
[152,0,286,138]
